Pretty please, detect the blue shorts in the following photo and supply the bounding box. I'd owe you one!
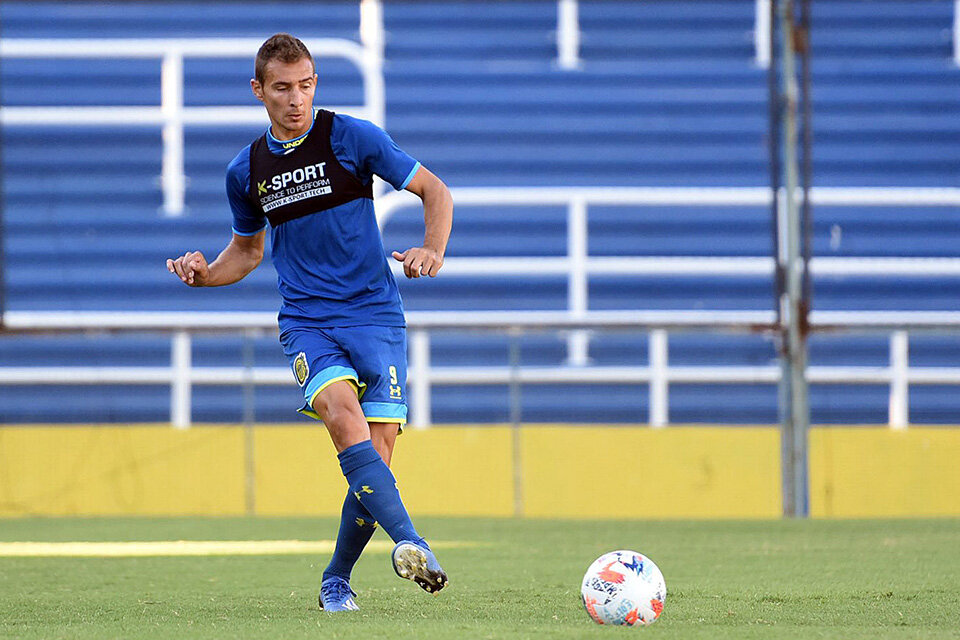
[280,325,407,425]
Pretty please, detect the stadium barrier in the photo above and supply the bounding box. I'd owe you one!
[4,308,960,519]
[0,424,957,519]
[5,309,960,430]
[377,185,960,372]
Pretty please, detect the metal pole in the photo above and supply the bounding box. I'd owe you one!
[556,0,582,70]
[768,0,793,516]
[359,0,384,66]
[508,329,524,517]
[889,331,909,430]
[0,93,5,327]
[799,0,813,307]
[755,0,772,68]
[767,0,783,328]
[170,331,191,429]
[566,198,590,365]
[359,0,386,130]
[954,0,960,67]
[777,0,810,518]
[359,0,387,198]
[410,330,431,429]
[242,329,257,515]
[160,49,185,216]
[649,329,669,427]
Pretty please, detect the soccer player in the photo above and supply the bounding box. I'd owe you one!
[166,33,453,612]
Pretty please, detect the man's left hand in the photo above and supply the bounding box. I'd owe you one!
[392,247,444,279]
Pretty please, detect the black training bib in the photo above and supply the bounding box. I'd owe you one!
[248,109,374,227]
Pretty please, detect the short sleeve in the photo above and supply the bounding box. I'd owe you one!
[330,114,420,191]
[226,145,267,236]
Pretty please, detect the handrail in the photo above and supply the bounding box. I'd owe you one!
[378,185,960,363]
[8,309,960,333]
[956,0,960,67]
[0,309,776,333]
[3,310,960,430]
[556,0,582,70]
[376,186,960,226]
[399,256,960,278]
[755,0,772,69]
[0,35,385,217]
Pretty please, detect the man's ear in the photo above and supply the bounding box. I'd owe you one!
[251,79,264,102]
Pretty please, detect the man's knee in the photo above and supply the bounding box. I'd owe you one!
[312,381,359,418]
[312,381,369,450]
[315,396,362,427]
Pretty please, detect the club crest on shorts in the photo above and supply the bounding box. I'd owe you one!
[293,352,309,386]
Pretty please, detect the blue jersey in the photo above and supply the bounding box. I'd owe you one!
[226,112,420,332]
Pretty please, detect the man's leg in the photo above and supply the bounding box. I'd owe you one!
[312,382,425,547]
[365,425,448,595]
[370,422,399,465]
[322,422,399,584]
[315,386,446,594]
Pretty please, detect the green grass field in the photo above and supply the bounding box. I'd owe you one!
[0,517,958,639]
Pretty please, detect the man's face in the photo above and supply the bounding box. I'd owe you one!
[251,57,317,138]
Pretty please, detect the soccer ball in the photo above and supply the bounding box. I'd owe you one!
[580,550,666,626]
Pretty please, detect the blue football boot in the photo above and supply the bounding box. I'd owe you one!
[391,541,448,594]
[318,576,359,612]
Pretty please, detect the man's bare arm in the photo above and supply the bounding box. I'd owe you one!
[167,230,265,287]
[392,166,453,279]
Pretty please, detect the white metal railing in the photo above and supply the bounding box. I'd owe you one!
[556,0,582,70]
[0,33,385,217]
[0,0,587,220]
[377,185,960,365]
[360,0,385,67]
[956,0,960,66]
[3,310,960,430]
[755,0,772,68]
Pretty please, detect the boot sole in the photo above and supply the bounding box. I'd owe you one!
[392,542,448,594]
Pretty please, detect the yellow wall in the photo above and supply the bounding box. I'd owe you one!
[0,426,246,516]
[809,427,960,518]
[0,424,957,518]
[520,427,781,519]
[252,426,515,517]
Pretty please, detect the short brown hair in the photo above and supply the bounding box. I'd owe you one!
[255,33,315,84]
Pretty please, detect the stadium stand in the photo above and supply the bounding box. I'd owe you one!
[0,1,958,423]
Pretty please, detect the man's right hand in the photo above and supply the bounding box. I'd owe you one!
[167,251,209,286]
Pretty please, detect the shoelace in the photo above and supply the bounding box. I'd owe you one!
[322,579,356,603]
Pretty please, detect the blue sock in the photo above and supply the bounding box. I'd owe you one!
[322,490,378,582]
[337,440,428,548]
